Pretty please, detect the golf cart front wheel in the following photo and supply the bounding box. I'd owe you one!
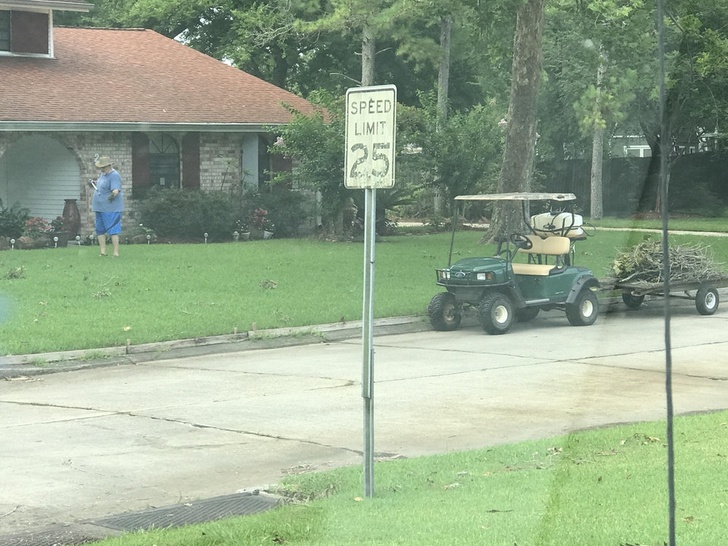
[428,292,462,331]
[478,293,514,335]
[695,285,719,315]
[566,289,599,326]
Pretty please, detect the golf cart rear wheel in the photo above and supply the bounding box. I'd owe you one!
[566,288,599,326]
[695,285,719,315]
[517,307,540,323]
[428,292,462,331]
[478,293,514,335]
[621,291,645,310]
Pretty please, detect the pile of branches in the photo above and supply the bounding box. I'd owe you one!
[612,239,727,285]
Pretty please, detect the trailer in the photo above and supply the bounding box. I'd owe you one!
[615,277,728,315]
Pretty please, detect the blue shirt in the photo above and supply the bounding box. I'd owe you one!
[92,169,124,213]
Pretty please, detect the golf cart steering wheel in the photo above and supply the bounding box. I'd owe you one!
[510,233,533,250]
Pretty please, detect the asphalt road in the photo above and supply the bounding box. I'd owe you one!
[1,299,727,542]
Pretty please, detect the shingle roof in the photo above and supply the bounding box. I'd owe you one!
[0,27,317,126]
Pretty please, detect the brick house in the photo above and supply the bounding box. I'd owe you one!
[0,0,315,236]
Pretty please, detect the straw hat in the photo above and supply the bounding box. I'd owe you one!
[95,156,113,168]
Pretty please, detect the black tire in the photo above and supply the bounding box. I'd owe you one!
[428,292,462,331]
[478,293,514,335]
[695,285,719,315]
[566,288,599,326]
[517,307,540,322]
[621,291,645,310]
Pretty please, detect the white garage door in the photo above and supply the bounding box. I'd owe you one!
[0,135,80,220]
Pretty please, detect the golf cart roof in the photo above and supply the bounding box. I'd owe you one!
[454,192,576,202]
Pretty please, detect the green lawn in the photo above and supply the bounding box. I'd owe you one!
[1,225,727,356]
[88,410,728,546]
[2,222,726,545]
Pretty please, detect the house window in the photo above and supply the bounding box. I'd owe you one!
[0,11,10,51]
[149,134,180,188]
[0,11,49,54]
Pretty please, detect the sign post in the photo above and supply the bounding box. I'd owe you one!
[345,84,396,498]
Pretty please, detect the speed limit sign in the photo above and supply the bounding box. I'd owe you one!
[345,85,397,189]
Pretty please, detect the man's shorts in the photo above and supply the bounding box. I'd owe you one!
[95,212,122,236]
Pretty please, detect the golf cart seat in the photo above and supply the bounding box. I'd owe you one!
[531,212,586,240]
[511,235,570,276]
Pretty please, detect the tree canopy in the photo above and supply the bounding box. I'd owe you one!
[58,0,728,228]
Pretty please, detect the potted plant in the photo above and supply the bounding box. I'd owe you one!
[250,207,273,240]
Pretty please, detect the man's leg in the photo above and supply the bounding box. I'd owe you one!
[111,235,120,257]
[98,234,107,256]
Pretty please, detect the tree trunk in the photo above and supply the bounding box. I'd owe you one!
[590,50,607,220]
[434,16,452,217]
[437,17,452,127]
[486,0,546,242]
[270,43,289,89]
[638,133,661,214]
[590,126,605,219]
[361,24,375,86]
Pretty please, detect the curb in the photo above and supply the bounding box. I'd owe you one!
[0,315,429,378]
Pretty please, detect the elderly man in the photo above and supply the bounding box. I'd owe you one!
[90,156,124,257]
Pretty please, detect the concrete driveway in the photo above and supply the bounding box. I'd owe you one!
[1,301,727,542]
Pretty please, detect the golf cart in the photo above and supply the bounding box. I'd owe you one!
[427,192,600,334]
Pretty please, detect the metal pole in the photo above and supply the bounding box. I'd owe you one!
[656,1,676,544]
[362,188,376,497]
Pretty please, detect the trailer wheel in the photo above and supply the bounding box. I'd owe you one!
[566,288,599,326]
[428,292,462,330]
[695,285,719,315]
[478,293,514,335]
[622,291,645,310]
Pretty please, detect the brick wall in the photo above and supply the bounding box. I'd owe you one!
[199,133,243,192]
[0,131,248,237]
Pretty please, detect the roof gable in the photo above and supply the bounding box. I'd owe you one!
[0,27,318,128]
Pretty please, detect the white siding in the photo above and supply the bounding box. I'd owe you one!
[0,135,80,220]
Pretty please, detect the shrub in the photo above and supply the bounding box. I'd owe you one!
[23,217,52,238]
[0,199,30,238]
[139,186,310,241]
[259,187,309,238]
[138,188,237,240]
[234,187,309,238]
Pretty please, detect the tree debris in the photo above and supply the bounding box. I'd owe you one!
[612,239,728,286]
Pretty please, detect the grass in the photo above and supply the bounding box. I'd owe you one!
[87,410,728,546]
[1,224,727,356]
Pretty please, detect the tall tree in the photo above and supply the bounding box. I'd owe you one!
[487,0,547,242]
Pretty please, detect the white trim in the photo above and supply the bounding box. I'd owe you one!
[0,1,92,12]
[48,8,52,56]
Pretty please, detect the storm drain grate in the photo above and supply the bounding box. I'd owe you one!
[89,492,279,532]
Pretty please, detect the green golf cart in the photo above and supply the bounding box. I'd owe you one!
[428,192,600,335]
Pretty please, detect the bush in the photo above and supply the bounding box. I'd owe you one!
[0,199,30,238]
[258,187,309,238]
[232,187,310,238]
[138,188,237,240]
[23,217,52,238]
[138,186,310,241]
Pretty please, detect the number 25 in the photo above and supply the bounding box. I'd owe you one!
[349,143,390,178]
